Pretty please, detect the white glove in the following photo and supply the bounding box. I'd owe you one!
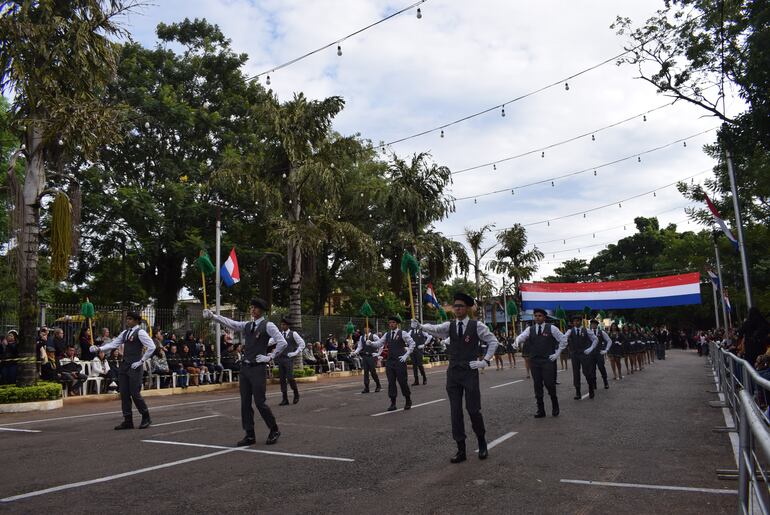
[410,319,420,330]
[418,345,425,350]
[351,351,358,357]
[600,350,607,355]
[130,360,143,369]
[89,345,99,354]
[399,354,409,363]
[202,308,213,319]
[287,351,298,358]
[255,355,271,363]
[583,349,592,355]
[469,360,487,370]
[548,353,559,362]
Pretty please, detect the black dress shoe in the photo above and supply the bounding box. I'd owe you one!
[412,382,420,386]
[114,419,134,430]
[477,439,488,460]
[293,393,300,404]
[404,398,412,410]
[534,411,546,418]
[450,451,467,464]
[374,386,382,392]
[361,389,370,394]
[604,384,609,389]
[574,392,582,400]
[266,429,280,445]
[387,404,397,412]
[139,415,152,429]
[589,390,595,399]
[422,379,427,385]
[237,435,256,446]
[279,399,289,406]
[552,407,560,417]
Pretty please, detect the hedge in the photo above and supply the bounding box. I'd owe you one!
[0,381,62,404]
[271,366,316,377]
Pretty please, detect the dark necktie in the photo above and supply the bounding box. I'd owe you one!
[458,322,464,339]
[537,325,542,336]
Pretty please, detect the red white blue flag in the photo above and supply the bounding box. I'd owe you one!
[521,272,701,310]
[704,193,739,251]
[220,248,240,287]
[424,283,441,308]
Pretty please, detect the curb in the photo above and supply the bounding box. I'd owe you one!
[0,398,64,413]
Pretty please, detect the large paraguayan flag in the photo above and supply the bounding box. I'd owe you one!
[521,272,702,310]
[424,283,441,308]
[706,269,720,289]
[220,248,240,287]
[704,193,739,251]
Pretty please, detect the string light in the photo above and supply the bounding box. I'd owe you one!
[591,134,595,141]
[493,164,496,171]
[510,189,515,195]
[440,130,444,138]
[583,213,586,218]
[564,82,570,91]
[474,198,477,204]
[551,181,554,187]
[453,129,716,201]
[653,191,656,197]
[683,141,687,147]
[451,110,702,177]
[248,0,428,81]
[593,170,597,176]
[337,45,342,56]
[501,106,505,117]
[643,115,647,122]
[416,7,422,18]
[618,203,622,208]
[266,75,271,86]
[637,156,641,163]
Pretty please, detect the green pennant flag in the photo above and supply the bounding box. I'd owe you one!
[400,251,420,276]
[438,306,449,321]
[196,250,216,275]
[506,300,518,317]
[359,300,374,318]
[345,321,355,335]
[81,298,95,319]
[582,306,592,318]
[555,305,567,321]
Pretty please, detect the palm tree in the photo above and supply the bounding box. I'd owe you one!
[488,224,544,304]
[1,1,139,386]
[464,224,497,316]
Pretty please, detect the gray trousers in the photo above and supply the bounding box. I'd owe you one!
[118,366,149,419]
[361,355,380,389]
[278,359,298,398]
[239,365,277,436]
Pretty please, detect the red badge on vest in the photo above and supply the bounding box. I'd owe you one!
[464,335,471,343]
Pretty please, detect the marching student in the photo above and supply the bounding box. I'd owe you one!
[368,316,416,412]
[351,328,382,393]
[566,315,599,399]
[589,319,612,389]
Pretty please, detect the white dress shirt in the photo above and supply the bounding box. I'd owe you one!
[211,314,288,357]
[98,327,156,362]
[369,328,416,359]
[420,317,498,361]
[515,323,569,355]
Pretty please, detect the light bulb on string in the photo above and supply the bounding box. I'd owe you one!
[501,106,505,117]
[618,203,622,208]
[416,7,422,18]
[541,151,545,158]
[583,213,586,218]
[551,181,554,187]
[564,82,570,91]
[510,189,515,195]
[593,233,596,238]
[683,141,687,147]
[591,134,595,141]
[266,75,271,86]
[474,198,477,204]
[144,122,150,129]
[563,240,566,245]
[547,221,550,226]
[653,191,656,197]
[440,130,444,138]
[337,45,342,57]
[282,172,287,178]
[623,225,626,230]
[493,164,496,171]
[637,156,641,163]
[643,115,647,122]
[593,170,597,176]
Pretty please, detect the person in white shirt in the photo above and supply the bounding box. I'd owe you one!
[368,315,416,412]
[412,292,498,463]
[589,319,613,390]
[90,350,117,393]
[565,315,599,399]
[515,308,568,418]
[90,312,156,429]
[273,317,306,406]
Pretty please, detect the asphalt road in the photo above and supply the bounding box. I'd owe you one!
[0,350,738,514]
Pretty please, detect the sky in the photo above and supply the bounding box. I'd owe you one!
[121,0,740,283]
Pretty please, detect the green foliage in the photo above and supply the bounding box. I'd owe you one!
[0,381,61,403]
[544,259,592,283]
[488,224,544,298]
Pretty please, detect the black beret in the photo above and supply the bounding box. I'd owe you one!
[453,292,475,307]
[532,308,547,316]
[280,317,291,326]
[250,298,268,310]
[126,311,142,321]
[388,315,402,323]
[589,318,600,325]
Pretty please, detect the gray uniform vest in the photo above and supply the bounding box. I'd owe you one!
[411,329,426,356]
[591,329,608,354]
[528,324,559,359]
[568,327,591,355]
[385,330,407,363]
[122,328,144,366]
[243,320,270,363]
[278,330,298,364]
[447,319,480,369]
[359,335,378,356]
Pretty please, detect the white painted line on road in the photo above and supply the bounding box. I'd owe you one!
[581,393,589,400]
[152,415,221,427]
[0,449,235,503]
[558,369,566,373]
[475,431,518,452]
[371,398,445,417]
[0,427,41,433]
[142,439,355,462]
[490,380,524,389]
[560,479,737,495]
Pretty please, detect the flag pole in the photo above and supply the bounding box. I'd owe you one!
[201,271,208,310]
[407,274,415,321]
[215,214,222,366]
[502,279,508,337]
[725,149,753,308]
[713,232,730,329]
[416,250,423,324]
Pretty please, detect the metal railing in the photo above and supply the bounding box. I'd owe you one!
[710,342,770,514]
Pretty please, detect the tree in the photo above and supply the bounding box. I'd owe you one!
[488,224,544,303]
[1,0,138,386]
[463,224,496,317]
[544,259,591,283]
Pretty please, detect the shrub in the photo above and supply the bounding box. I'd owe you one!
[0,381,62,404]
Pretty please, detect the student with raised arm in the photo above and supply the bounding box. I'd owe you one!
[514,308,568,418]
[89,311,155,430]
[412,292,498,464]
[203,298,287,446]
[368,315,415,412]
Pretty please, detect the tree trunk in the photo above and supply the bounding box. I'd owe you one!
[287,181,303,331]
[16,125,46,387]
[390,248,404,298]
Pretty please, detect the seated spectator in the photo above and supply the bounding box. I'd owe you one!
[203,344,223,383]
[40,345,60,381]
[325,334,338,352]
[51,327,67,359]
[179,344,200,386]
[193,349,211,384]
[166,344,188,388]
[96,327,111,346]
[35,327,49,357]
[59,346,86,395]
[79,326,94,361]
[337,339,358,370]
[150,347,171,388]
[301,342,316,366]
[313,342,329,373]
[90,350,117,392]
[221,344,240,375]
